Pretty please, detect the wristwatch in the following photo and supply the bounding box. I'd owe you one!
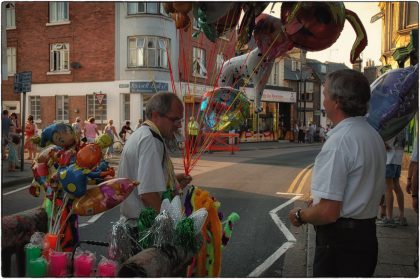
[295,208,306,225]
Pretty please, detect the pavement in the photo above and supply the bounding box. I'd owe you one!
[1,141,419,277]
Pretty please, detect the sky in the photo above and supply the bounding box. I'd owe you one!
[265,2,382,68]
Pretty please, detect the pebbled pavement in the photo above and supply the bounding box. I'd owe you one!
[2,141,418,277]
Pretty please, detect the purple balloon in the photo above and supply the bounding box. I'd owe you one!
[366,64,418,141]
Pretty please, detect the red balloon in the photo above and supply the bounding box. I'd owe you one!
[76,143,102,169]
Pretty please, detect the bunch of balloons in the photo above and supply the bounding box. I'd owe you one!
[29,122,138,253]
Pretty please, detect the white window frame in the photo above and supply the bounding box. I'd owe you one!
[273,62,279,85]
[320,64,327,74]
[29,96,41,122]
[49,2,69,24]
[7,47,16,76]
[128,36,169,69]
[55,95,69,122]
[127,2,167,16]
[5,2,15,29]
[49,43,70,73]
[192,47,207,78]
[291,60,298,71]
[87,94,107,123]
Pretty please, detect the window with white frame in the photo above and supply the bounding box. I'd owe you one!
[30,96,41,121]
[56,95,69,122]
[87,94,107,122]
[193,47,207,78]
[291,60,298,71]
[123,94,130,122]
[7,47,16,76]
[50,43,69,72]
[127,2,167,16]
[49,2,69,23]
[216,54,224,72]
[320,64,327,74]
[306,81,314,93]
[128,36,169,69]
[5,3,15,28]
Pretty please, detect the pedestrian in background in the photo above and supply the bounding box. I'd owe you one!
[318,126,325,143]
[377,131,407,227]
[9,113,22,158]
[2,110,13,160]
[119,121,132,142]
[103,119,119,159]
[288,69,386,277]
[84,117,99,143]
[24,115,37,160]
[7,135,20,172]
[187,116,199,148]
[72,117,83,143]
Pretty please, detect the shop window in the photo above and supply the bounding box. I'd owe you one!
[128,36,169,69]
[50,43,69,72]
[30,96,41,121]
[49,2,69,23]
[87,94,107,122]
[7,47,16,76]
[193,47,207,78]
[5,2,15,28]
[56,95,69,122]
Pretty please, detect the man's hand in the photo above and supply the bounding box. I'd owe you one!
[288,207,304,227]
[176,173,192,189]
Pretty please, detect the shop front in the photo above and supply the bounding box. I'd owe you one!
[239,87,296,142]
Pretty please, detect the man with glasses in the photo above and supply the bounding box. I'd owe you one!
[119,92,191,219]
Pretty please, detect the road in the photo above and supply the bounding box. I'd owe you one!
[2,145,321,277]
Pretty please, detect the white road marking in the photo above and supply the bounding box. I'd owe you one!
[248,195,301,277]
[3,185,31,196]
[79,212,106,228]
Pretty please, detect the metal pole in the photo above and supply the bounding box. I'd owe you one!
[303,80,307,126]
[20,92,26,171]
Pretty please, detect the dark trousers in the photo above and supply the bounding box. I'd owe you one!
[313,218,378,277]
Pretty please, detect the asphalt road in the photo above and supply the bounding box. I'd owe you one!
[2,145,321,277]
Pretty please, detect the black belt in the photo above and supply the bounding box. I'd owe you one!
[315,217,376,231]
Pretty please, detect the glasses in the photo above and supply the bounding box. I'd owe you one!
[162,115,183,125]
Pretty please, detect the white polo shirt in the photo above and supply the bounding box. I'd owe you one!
[311,116,386,219]
[119,126,168,219]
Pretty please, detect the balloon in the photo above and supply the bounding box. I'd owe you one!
[40,123,76,149]
[281,2,367,64]
[253,14,294,61]
[72,178,139,216]
[366,64,419,141]
[236,2,270,50]
[218,48,272,113]
[76,143,102,169]
[163,2,192,30]
[200,87,250,131]
[95,134,113,149]
[191,3,237,42]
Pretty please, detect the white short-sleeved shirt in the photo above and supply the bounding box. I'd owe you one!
[119,126,168,219]
[311,116,386,219]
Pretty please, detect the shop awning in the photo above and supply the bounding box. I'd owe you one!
[240,87,296,103]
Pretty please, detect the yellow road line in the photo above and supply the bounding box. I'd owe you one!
[296,167,313,194]
[287,163,314,193]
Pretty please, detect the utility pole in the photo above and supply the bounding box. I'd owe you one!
[300,50,307,126]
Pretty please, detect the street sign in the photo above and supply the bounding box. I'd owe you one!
[95,93,105,105]
[14,71,32,93]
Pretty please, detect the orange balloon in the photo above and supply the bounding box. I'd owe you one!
[171,13,190,29]
[76,144,102,169]
[162,2,175,14]
[72,178,139,216]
